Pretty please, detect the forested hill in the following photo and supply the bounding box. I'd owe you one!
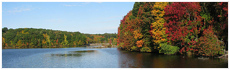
[117,2,228,57]
[2,27,117,49]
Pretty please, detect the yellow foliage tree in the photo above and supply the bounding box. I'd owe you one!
[150,2,168,49]
[62,34,69,46]
[42,39,46,48]
[133,29,143,39]
[17,40,22,48]
[43,33,51,47]
[21,30,29,34]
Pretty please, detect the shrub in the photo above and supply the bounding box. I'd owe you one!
[131,46,138,51]
[108,44,112,47]
[119,42,124,48]
[159,43,179,55]
[196,26,225,56]
[140,47,151,52]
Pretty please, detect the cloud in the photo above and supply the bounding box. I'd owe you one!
[7,8,31,13]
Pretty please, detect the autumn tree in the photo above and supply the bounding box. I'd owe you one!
[43,33,51,47]
[61,34,69,47]
[136,40,143,48]
[2,28,114,49]
[112,38,117,45]
[164,2,203,54]
[16,40,22,48]
[196,26,225,56]
[136,2,154,48]
[150,2,168,49]
[117,11,136,50]
[2,37,6,48]
[133,28,143,40]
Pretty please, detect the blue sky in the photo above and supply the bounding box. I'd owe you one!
[2,2,134,34]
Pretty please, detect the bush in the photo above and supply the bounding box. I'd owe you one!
[196,26,225,56]
[159,43,179,55]
[140,47,151,52]
[119,42,124,48]
[107,44,112,47]
[131,46,138,51]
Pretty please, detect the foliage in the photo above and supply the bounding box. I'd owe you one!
[133,29,143,39]
[117,11,137,50]
[159,43,179,55]
[117,2,155,51]
[195,26,225,56]
[140,47,151,52]
[131,46,138,51]
[2,28,117,49]
[112,38,117,45]
[136,40,144,48]
[132,2,144,17]
[119,42,125,48]
[164,2,203,53]
[118,2,228,57]
[150,2,168,49]
[2,27,8,33]
[61,34,69,46]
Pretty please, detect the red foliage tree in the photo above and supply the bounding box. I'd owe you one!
[164,2,203,54]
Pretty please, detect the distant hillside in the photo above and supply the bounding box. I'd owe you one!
[2,27,117,49]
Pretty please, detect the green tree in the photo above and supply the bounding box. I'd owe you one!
[2,27,8,33]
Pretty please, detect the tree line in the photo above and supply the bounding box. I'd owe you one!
[2,27,117,49]
[117,2,228,57]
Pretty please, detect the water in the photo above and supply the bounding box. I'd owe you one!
[2,46,228,68]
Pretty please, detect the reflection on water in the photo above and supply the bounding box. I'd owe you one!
[50,50,97,57]
[2,47,228,68]
[51,54,82,57]
[70,50,96,53]
[118,50,228,68]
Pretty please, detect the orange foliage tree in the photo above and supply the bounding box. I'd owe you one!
[136,40,144,48]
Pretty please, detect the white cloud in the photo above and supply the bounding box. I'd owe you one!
[7,8,31,13]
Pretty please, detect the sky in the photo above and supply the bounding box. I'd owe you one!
[2,2,135,34]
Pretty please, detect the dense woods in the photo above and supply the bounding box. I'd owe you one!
[2,27,117,49]
[117,2,228,56]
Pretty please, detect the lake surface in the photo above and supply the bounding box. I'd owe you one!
[2,46,228,68]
